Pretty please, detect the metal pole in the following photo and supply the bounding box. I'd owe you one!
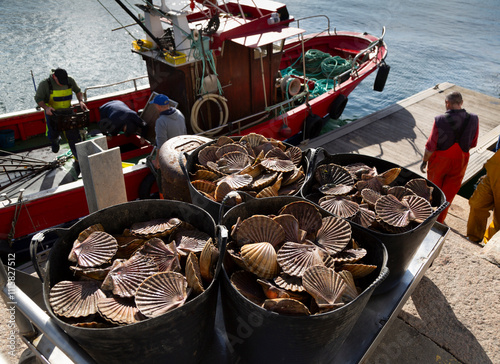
[0,264,97,364]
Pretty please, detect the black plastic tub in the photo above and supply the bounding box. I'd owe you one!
[220,196,388,363]
[178,137,312,222]
[40,200,226,364]
[301,151,447,293]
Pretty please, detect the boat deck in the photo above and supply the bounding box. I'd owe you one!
[306,82,500,184]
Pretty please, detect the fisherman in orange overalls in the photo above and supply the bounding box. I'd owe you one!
[467,147,500,244]
[420,91,479,224]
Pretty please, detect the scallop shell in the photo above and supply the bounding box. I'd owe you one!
[274,273,305,292]
[135,272,188,318]
[253,142,276,156]
[73,223,105,247]
[251,171,278,189]
[319,183,354,196]
[68,231,118,267]
[302,265,346,309]
[218,173,253,190]
[265,147,289,160]
[340,263,377,279]
[319,196,360,219]
[69,265,112,280]
[225,241,248,270]
[375,194,412,227]
[375,217,415,234]
[337,270,359,301]
[316,216,352,255]
[406,178,434,202]
[190,169,219,181]
[101,255,158,297]
[282,166,304,187]
[49,280,105,318]
[115,236,146,259]
[279,201,323,235]
[214,181,234,202]
[387,186,414,200]
[240,242,279,279]
[198,145,219,166]
[97,297,145,325]
[314,163,354,186]
[285,146,303,166]
[215,135,235,146]
[199,240,219,283]
[192,179,217,195]
[403,195,433,223]
[378,167,401,185]
[171,229,212,255]
[218,151,251,174]
[236,215,285,247]
[185,252,204,295]
[360,188,381,208]
[130,218,183,238]
[351,207,376,228]
[331,248,367,264]
[216,143,248,159]
[231,270,266,305]
[136,238,181,273]
[257,279,292,300]
[277,242,325,277]
[240,133,268,148]
[239,163,264,178]
[273,214,302,243]
[261,158,295,173]
[256,175,282,198]
[262,298,310,316]
[345,163,377,180]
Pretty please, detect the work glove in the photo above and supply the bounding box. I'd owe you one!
[420,161,427,173]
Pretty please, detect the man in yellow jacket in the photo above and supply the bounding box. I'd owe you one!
[34,68,88,159]
[467,148,500,244]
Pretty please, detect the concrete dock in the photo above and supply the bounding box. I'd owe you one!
[1,84,499,363]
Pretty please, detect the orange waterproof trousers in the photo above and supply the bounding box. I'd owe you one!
[427,143,469,223]
[467,150,500,243]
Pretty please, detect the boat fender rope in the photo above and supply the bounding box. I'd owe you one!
[190,94,228,135]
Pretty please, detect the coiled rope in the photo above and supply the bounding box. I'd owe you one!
[281,49,353,100]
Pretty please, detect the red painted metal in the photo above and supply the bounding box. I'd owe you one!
[0,165,153,240]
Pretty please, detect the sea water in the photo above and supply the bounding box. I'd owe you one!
[1,0,499,121]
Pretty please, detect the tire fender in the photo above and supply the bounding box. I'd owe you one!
[304,113,324,140]
[329,94,348,120]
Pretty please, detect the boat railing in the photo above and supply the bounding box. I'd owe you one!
[82,75,149,101]
[350,26,387,77]
[294,15,332,36]
[194,90,309,136]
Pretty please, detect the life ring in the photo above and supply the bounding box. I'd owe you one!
[373,63,390,92]
[329,94,348,120]
[138,173,159,199]
[304,113,324,140]
[190,94,229,135]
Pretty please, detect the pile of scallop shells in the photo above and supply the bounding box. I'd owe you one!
[304,162,435,233]
[225,200,378,316]
[189,133,305,203]
[49,218,218,327]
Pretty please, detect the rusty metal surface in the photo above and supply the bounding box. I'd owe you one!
[159,135,212,201]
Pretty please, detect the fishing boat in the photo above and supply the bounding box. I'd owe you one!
[0,0,388,254]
